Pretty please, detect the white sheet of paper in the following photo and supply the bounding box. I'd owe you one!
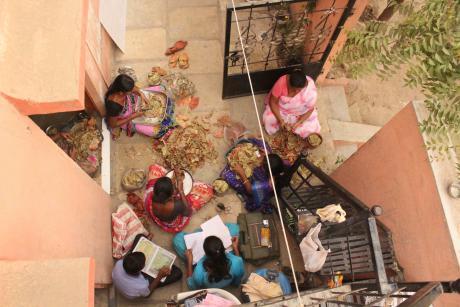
[184,232,206,264]
[201,215,232,248]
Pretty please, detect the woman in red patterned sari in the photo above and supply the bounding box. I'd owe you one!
[143,164,213,233]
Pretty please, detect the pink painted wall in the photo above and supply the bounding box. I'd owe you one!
[0,258,95,307]
[85,0,115,116]
[331,103,460,306]
[289,0,368,83]
[0,99,113,285]
[0,0,88,115]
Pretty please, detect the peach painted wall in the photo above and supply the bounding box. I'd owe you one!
[85,0,115,116]
[0,258,95,307]
[289,0,368,83]
[316,0,368,83]
[331,103,460,306]
[0,0,88,115]
[0,99,113,285]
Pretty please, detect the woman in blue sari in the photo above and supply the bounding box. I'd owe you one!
[220,137,285,214]
[173,227,245,290]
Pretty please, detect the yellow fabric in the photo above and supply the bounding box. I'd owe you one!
[242,273,283,302]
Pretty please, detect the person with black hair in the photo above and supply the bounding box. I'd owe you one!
[262,70,321,139]
[144,169,191,232]
[112,235,183,299]
[105,74,177,139]
[180,235,245,290]
[140,164,214,233]
[220,135,286,213]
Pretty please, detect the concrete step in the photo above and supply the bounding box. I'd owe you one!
[328,119,381,144]
[335,143,359,162]
[320,85,351,122]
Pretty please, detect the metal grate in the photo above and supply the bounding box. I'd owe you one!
[223,0,356,98]
[275,155,399,285]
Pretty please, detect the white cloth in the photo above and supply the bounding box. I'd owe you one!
[316,204,346,223]
[300,223,330,272]
[242,273,283,302]
[112,202,149,259]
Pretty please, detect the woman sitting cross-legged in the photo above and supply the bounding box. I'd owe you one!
[220,136,287,214]
[173,224,245,290]
[105,74,176,139]
[263,70,321,138]
[141,164,213,233]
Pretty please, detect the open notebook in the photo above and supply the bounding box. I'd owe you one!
[184,215,232,264]
[132,237,176,280]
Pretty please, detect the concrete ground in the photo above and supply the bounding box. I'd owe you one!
[96,1,345,306]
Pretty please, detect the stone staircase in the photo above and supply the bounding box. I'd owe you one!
[316,85,381,166]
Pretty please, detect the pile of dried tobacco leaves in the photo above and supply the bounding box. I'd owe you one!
[269,130,306,164]
[161,72,196,100]
[228,142,261,178]
[69,119,103,162]
[155,118,217,170]
[142,92,166,118]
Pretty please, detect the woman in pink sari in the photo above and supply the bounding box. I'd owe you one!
[105,74,176,139]
[263,70,320,138]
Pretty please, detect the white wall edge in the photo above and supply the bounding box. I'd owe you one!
[101,120,111,194]
[413,100,460,268]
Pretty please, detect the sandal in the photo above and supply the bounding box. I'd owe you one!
[189,96,199,109]
[168,54,179,68]
[215,203,232,214]
[178,52,190,69]
[165,40,188,56]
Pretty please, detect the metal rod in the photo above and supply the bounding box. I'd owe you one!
[228,54,323,67]
[364,287,406,306]
[307,0,336,63]
[264,6,279,70]
[241,5,254,74]
[318,0,357,70]
[222,8,233,99]
[368,217,393,294]
[346,231,355,281]
[399,282,444,307]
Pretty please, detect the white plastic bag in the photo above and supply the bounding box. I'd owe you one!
[300,223,330,272]
[316,204,346,223]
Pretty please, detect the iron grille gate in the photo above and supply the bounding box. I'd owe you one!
[222,0,356,99]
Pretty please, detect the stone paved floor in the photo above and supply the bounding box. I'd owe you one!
[100,1,340,306]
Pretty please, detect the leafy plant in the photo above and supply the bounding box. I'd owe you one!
[335,0,460,158]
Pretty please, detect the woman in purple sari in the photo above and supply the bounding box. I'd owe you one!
[220,137,286,214]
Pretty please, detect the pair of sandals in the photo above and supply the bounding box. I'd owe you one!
[165,40,189,69]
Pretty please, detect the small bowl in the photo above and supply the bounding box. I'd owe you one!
[121,168,147,192]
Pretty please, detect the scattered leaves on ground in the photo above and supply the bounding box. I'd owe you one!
[155,118,217,170]
[269,130,306,164]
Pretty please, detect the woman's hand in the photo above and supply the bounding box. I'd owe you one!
[157,266,171,278]
[232,236,240,256]
[174,168,184,192]
[185,249,193,264]
[232,163,246,179]
[131,111,144,119]
[233,163,252,195]
[281,121,293,132]
[185,249,194,277]
[293,109,314,131]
